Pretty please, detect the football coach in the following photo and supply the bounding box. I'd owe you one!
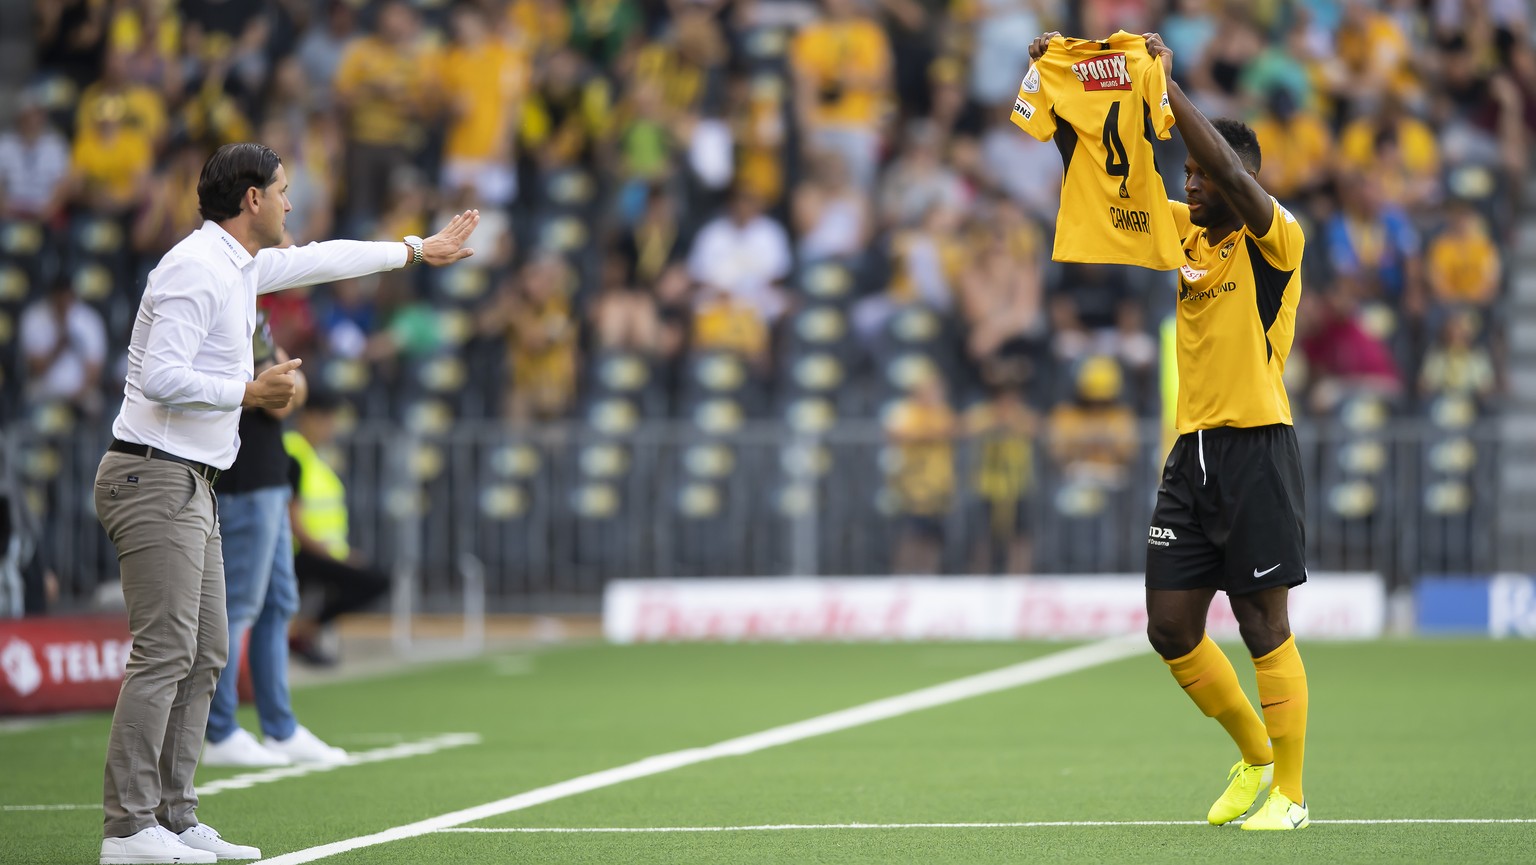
[94,142,477,865]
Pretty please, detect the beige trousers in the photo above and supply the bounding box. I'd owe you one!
[94,451,226,838]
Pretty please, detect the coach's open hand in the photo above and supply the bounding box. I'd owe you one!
[422,209,481,265]
[243,357,303,409]
[1027,31,1061,63]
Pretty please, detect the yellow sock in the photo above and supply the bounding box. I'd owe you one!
[1165,634,1274,766]
[1253,635,1308,803]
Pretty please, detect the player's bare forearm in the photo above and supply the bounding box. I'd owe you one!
[1164,79,1243,186]
[1164,78,1272,231]
[1145,33,1273,234]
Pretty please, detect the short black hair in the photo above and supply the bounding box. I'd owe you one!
[197,142,282,222]
[1213,118,1261,174]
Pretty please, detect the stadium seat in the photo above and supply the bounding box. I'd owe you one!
[490,443,543,481]
[1429,394,1478,431]
[579,443,631,480]
[790,352,844,394]
[570,481,621,520]
[785,396,836,435]
[404,399,454,436]
[593,351,651,395]
[692,397,744,435]
[677,481,723,520]
[587,397,640,435]
[799,260,856,305]
[683,443,735,480]
[793,306,848,347]
[417,354,469,394]
[437,265,493,304]
[1336,439,1387,477]
[0,220,45,257]
[0,266,30,305]
[478,483,530,521]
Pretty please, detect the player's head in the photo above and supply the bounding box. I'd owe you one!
[1183,119,1262,228]
[198,142,289,249]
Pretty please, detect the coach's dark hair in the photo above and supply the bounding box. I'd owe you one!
[197,142,282,222]
[1212,118,1261,175]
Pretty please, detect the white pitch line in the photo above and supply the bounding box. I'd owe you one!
[255,636,1146,865]
[1,733,480,813]
[440,819,1536,833]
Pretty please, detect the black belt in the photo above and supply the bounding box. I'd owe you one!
[109,439,221,486]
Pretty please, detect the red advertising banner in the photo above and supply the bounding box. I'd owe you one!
[1,616,257,716]
[0,615,132,715]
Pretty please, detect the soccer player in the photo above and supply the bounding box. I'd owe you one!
[1025,32,1312,830]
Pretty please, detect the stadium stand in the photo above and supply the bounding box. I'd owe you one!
[2,0,1531,607]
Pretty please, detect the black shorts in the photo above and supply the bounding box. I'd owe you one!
[1145,424,1307,596]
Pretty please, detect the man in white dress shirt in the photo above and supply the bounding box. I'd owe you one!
[93,142,477,865]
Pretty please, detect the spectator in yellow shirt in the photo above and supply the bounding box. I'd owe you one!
[790,0,893,191]
[1339,92,1440,207]
[1331,0,1412,112]
[440,3,530,208]
[76,48,169,150]
[886,372,957,574]
[1427,202,1501,311]
[1250,87,1333,203]
[1046,356,1138,490]
[1419,309,1496,406]
[334,0,439,229]
[505,0,572,62]
[70,97,153,214]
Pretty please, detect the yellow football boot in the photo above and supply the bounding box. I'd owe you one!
[1207,760,1272,825]
[1241,788,1309,830]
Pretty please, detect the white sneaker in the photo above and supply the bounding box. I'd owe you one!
[178,824,260,860]
[100,826,216,864]
[264,725,348,765]
[202,728,291,768]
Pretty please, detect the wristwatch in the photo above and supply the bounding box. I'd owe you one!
[403,235,424,266]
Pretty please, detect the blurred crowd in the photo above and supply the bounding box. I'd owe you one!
[1,0,1531,575]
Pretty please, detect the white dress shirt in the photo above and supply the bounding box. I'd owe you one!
[0,129,70,216]
[20,299,107,402]
[112,221,407,469]
[686,214,792,322]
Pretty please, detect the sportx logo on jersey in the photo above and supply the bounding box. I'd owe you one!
[1072,53,1132,91]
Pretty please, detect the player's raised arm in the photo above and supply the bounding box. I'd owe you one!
[1143,32,1274,237]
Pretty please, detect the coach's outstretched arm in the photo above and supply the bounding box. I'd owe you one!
[1140,33,1274,236]
[254,209,481,295]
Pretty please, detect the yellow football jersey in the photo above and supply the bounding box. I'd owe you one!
[1169,197,1305,433]
[1011,31,1182,270]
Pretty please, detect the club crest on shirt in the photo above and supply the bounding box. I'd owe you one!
[1021,65,1041,94]
[1013,98,1035,120]
[1071,52,1133,91]
[1220,240,1235,259]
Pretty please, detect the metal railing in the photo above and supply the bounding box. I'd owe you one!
[2,415,1511,613]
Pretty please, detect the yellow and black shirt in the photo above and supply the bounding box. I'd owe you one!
[1169,197,1304,433]
[1010,31,1182,270]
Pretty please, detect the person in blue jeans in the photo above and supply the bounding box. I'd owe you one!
[203,326,346,767]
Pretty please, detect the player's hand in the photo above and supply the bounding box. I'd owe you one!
[243,358,302,410]
[422,209,480,266]
[1143,32,1173,70]
[1028,31,1060,63]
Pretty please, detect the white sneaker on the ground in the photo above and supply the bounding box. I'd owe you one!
[201,728,291,768]
[264,725,348,765]
[177,824,260,860]
[100,826,216,864]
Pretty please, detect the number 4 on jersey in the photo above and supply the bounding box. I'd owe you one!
[1102,102,1131,199]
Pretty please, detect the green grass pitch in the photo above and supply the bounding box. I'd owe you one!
[2,639,1533,864]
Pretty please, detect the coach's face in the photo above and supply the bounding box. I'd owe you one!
[253,164,293,250]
